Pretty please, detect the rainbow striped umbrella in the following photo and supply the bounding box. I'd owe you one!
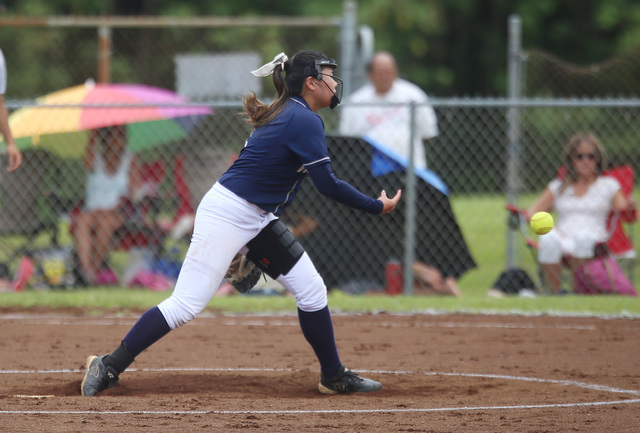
[6,82,212,158]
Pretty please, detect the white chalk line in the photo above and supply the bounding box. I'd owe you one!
[3,399,640,415]
[2,368,640,416]
[0,315,606,330]
[3,367,640,398]
[2,311,640,331]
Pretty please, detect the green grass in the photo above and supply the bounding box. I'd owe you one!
[1,287,639,317]
[452,193,516,292]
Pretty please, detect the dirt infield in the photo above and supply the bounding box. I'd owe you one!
[1,310,639,432]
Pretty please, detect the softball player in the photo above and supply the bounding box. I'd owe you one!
[81,49,401,396]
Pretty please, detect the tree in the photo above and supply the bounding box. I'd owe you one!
[357,0,640,96]
[2,0,640,97]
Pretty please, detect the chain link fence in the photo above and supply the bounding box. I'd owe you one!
[0,13,638,295]
[2,100,638,293]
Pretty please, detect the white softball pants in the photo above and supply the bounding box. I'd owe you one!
[158,182,328,329]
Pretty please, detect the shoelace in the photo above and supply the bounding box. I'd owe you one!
[342,370,364,383]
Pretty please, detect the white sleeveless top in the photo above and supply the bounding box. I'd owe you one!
[549,176,621,242]
[84,150,133,211]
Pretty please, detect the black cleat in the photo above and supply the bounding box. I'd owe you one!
[81,355,119,396]
[318,366,382,394]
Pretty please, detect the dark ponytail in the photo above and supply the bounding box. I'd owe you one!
[242,50,333,128]
[242,61,291,128]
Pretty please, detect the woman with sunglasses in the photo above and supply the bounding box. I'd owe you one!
[81,50,401,397]
[526,132,636,294]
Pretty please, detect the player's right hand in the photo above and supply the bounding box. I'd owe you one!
[378,189,401,214]
[6,142,22,172]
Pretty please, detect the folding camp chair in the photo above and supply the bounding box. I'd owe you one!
[111,159,168,251]
[115,154,196,250]
[165,154,196,240]
[68,155,196,286]
[507,164,637,293]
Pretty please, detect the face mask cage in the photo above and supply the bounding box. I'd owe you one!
[317,72,343,108]
[287,57,342,108]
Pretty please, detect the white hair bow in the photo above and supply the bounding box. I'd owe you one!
[251,52,289,77]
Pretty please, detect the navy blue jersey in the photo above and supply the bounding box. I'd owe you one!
[220,96,382,216]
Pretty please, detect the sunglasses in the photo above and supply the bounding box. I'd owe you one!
[572,153,596,161]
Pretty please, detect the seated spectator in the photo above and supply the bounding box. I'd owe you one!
[526,132,636,294]
[339,51,462,296]
[73,126,141,285]
[412,262,461,296]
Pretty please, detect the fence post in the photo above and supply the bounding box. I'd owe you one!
[402,102,417,295]
[97,25,112,83]
[506,14,522,269]
[340,0,357,100]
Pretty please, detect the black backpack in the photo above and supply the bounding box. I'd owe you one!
[492,268,536,294]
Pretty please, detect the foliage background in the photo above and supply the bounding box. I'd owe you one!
[3,0,640,97]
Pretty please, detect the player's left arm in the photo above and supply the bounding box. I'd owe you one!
[307,162,398,214]
[293,113,399,215]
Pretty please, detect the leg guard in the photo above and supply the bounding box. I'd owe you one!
[246,219,304,279]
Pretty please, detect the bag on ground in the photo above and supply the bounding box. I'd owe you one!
[31,247,77,289]
[492,268,536,295]
[574,256,637,296]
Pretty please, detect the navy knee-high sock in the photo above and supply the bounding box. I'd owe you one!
[105,306,171,374]
[297,306,342,378]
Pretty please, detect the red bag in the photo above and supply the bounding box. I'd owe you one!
[574,256,637,296]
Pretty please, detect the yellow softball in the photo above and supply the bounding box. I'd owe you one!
[530,211,554,235]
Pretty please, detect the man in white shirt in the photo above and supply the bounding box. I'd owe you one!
[338,52,465,296]
[339,51,438,169]
[0,48,22,172]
